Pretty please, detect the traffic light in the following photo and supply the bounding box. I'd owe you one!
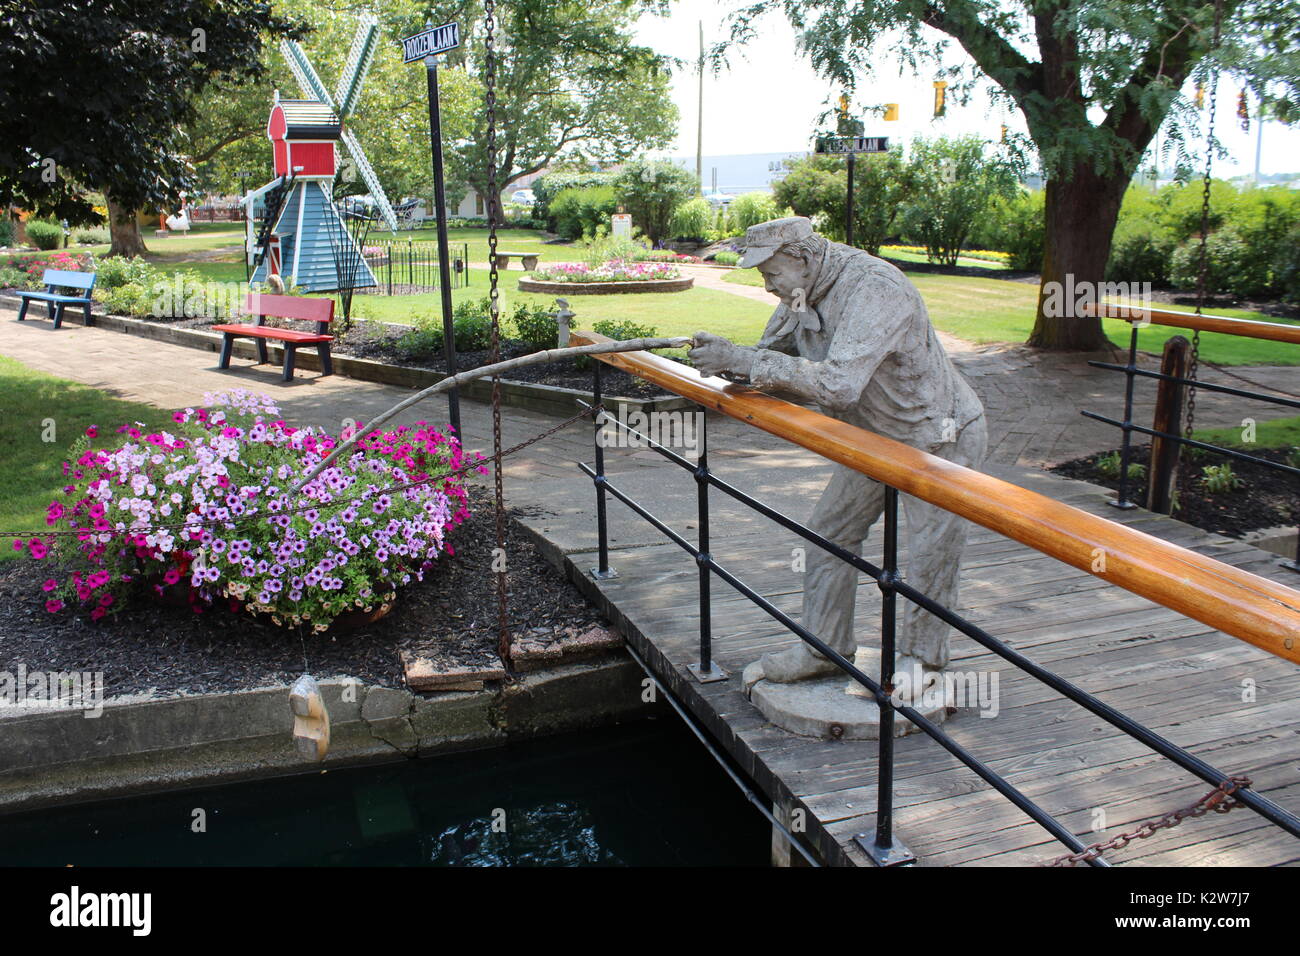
[839,93,850,119]
[1238,89,1250,130]
[933,81,947,118]
[1000,124,1008,143]
[1194,83,1205,109]
[884,103,899,121]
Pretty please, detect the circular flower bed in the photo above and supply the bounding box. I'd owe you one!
[520,258,693,295]
[15,390,482,632]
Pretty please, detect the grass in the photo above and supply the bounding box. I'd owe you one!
[347,272,775,345]
[1192,415,1300,451]
[723,267,1300,366]
[0,355,172,561]
[878,248,1009,270]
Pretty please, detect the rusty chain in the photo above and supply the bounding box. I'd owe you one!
[1043,774,1251,867]
[483,0,510,667]
[1180,0,1223,491]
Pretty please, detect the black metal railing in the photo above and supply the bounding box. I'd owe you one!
[582,360,1300,867]
[356,241,470,296]
[1082,318,1300,571]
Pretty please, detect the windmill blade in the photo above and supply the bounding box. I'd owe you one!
[280,39,338,111]
[335,12,380,119]
[340,128,398,232]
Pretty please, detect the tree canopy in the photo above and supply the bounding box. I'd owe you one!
[0,0,298,233]
[728,0,1300,349]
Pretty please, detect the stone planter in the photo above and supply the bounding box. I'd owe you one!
[517,276,694,295]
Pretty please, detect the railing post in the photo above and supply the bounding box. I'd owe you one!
[1146,335,1189,514]
[859,485,915,866]
[590,362,616,580]
[688,407,727,683]
[1110,323,1140,510]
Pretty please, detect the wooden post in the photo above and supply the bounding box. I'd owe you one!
[1147,335,1190,515]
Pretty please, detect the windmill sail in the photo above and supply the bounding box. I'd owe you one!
[341,129,398,232]
[280,39,337,111]
[336,13,380,118]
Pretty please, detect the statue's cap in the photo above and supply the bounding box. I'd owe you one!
[738,216,814,268]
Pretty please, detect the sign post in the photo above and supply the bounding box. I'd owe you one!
[402,21,462,438]
[815,136,889,250]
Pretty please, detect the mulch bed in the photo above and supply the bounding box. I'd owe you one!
[1052,444,1298,538]
[0,488,605,700]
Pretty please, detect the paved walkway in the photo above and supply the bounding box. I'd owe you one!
[0,297,1294,477]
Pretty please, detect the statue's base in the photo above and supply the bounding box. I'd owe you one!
[742,648,952,740]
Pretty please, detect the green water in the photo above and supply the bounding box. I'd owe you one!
[0,718,771,866]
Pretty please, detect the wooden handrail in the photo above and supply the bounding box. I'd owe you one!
[1083,301,1300,345]
[573,330,1300,665]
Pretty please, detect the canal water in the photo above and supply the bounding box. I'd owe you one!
[0,717,771,866]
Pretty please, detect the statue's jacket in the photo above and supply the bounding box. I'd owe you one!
[750,243,985,453]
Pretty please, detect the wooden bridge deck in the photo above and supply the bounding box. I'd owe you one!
[517,460,1300,867]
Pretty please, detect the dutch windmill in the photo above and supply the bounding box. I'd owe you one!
[241,12,398,293]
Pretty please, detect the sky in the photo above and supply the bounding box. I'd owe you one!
[633,0,1300,180]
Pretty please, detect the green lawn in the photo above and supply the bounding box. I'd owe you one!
[878,249,1009,270]
[0,355,172,560]
[1193,415,1300,451]
[723,267,1300,366]
[347,271,775,346]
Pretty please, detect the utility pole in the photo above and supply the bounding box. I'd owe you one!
[696,21,704,194]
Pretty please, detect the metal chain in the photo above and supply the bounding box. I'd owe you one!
[483,0,510,667]
[1043,775,1251,867]
[1179,0,1223,503]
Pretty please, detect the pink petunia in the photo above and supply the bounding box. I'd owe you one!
[85,426,98,438]
[45,599,64,613]
[41,578,57,592]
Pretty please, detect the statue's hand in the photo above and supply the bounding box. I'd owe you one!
[689,331,753,378]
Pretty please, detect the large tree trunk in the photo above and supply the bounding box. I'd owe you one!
[1028,163,1128,350]
[105,193,147,257]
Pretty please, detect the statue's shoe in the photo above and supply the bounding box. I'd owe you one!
[743,644,842,696]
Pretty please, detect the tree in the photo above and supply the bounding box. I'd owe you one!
[902,135,1019,265]
[446,0,679,222]
[614,158,698,244]
[729,0,1300,349]
[0,0,299,255]
[774,149,920,254]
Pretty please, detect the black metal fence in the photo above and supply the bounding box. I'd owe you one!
[357,241,471,296]
[582,359,1300,867]
[1082,315,1300,570]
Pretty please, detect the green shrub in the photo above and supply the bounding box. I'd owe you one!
[1275,224,1300,304]
[532,170,616,227]
[576,318,661,370]
[1200,462,1243,494]
[73,226,109,245]
[1169,228,1254,296]
[613,158,698,245]
[399,297,498,357]
[728,192,780,231]
[1107,221,1177,285]
[0,218,15,247]
[25,219,64,250]
[670,196,712,240]
[577,234,645,266]
[1096,451,1146,482]
[0,266,29,288]
[972,189,1045,271]
[714,250,740,266]
[549,185,620,240]
[511,301,560,350]
[94,256,158,290]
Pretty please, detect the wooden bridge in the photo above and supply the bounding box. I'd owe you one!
[513,331,1300,867]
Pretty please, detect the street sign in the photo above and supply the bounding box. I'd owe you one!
[816,135,889,155]
[611,214,632,238]
[399,22,460,63]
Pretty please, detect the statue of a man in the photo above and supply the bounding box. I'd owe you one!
[689,217,986,687]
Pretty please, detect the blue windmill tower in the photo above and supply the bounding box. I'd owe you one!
[242,13,398,293]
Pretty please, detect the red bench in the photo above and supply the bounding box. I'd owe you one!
[213,293,335,383]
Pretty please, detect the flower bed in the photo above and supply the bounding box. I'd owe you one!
[15,390,482,632]
[520,258,693,295]
[530,259,682,283]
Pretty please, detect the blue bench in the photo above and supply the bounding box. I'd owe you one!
[15,269,97,329]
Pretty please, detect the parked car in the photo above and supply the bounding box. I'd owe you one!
[511,188,537,205]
